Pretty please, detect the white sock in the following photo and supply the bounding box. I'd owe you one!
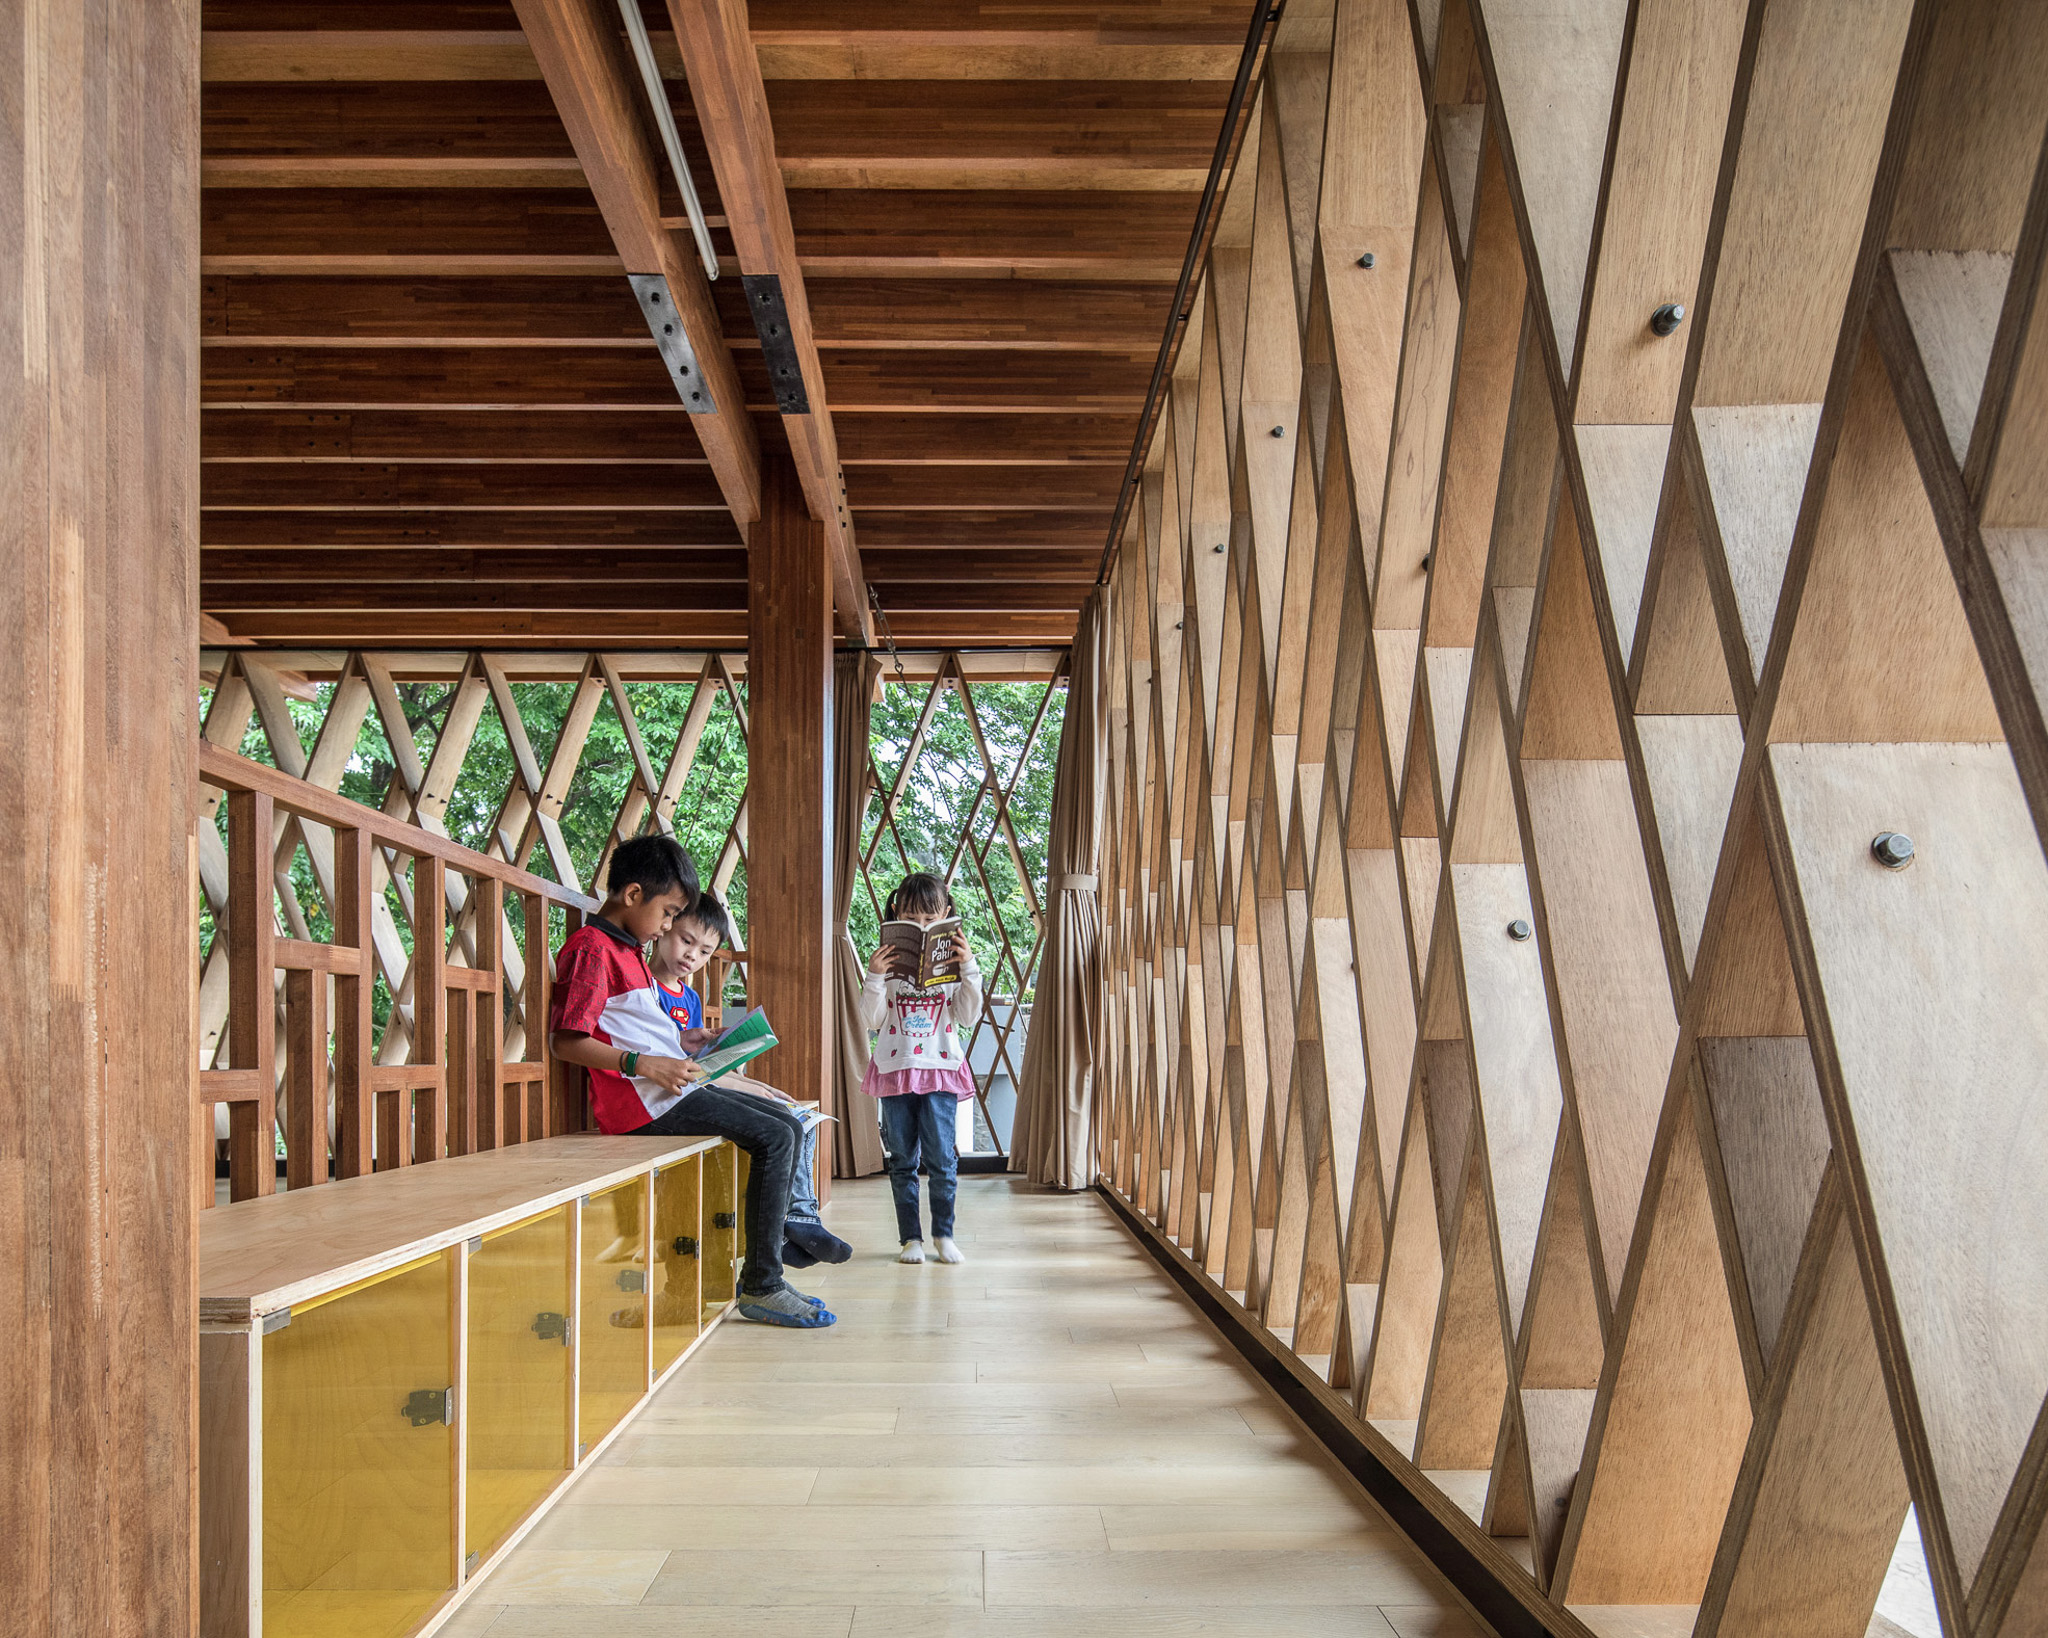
[898,1240,925,1264]
[933,1236,965,1264]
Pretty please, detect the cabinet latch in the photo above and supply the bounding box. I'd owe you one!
[616,1269,646,1292]
[402,1387,453,1427]
[714,1212,738,1230]
[532,1311,569,1343]
[673,1235,699,1257]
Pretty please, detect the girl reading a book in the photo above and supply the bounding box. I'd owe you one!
[860,872,983,1265]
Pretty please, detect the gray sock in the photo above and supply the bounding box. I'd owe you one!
[738,1286,816,1319]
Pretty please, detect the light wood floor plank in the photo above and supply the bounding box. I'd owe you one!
[464,1179,1486,1636]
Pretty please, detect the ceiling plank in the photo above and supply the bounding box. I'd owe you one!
[664,0,868,641]
[509,0,762,533]
[200,408,1139,463]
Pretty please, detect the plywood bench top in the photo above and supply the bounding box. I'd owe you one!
[199,1133,721,1325]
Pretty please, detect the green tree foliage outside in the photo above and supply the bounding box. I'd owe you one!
[199,668,1064,1035]
[855,678,1062,1005]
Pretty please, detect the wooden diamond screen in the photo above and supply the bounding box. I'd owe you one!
[1092,3,2048,1638]
[856,652,1068,1156]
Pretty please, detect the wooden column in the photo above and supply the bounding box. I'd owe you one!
[0,2,200,1634]
[747,457,835,1108]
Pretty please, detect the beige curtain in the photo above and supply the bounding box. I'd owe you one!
[830,650,888,1177]
[1009,591,1106,1188]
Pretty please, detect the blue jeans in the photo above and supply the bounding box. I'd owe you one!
[787,1116,822,1226]
[879,1092,959,1242]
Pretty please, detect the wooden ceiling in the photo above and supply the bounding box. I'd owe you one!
[198,0,1252,649]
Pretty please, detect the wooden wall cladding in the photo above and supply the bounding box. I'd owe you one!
[1093,2,2048,1636]
[3,2,201,1634]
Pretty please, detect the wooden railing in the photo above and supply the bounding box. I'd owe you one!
[199,743,599,1206]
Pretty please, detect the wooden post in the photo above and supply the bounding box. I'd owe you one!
[747,457,835,1108]
[0,2,200,1632]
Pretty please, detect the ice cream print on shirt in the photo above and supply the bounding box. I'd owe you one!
[898,992,946,1055]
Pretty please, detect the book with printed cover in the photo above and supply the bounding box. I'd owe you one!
[879,916,964,987]
[689,1008,778,1081]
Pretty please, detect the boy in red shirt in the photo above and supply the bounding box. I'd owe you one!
[548,834,833,1328]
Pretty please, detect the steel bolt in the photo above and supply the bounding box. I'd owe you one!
[1214,543,1226,554]
[1507,919,1532,941]
[1271,425,1285,438]
[1871,831,1915,869]
[1650,303,1686,337]
[1357,252,1376,269]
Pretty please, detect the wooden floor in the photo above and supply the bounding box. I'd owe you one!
[445,1175,1488,1637]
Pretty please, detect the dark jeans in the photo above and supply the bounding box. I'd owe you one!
[879,1091,959,1242]
[633,1085,800,1296]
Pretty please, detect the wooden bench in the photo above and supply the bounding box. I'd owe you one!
[199,1130,784,1638]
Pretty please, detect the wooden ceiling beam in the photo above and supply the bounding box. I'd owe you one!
[206,609,755,646]
[198,508,1109,552]
[199,28,1243,83]
[201,80,1220,193]
[508,0,761,536]
[200,408,1140,464]
[201,345,1150,411]
[200,608,1078,647]
[202,274,1171,352]
[200,546,1102,582]
[836,412,1135,464]
[200,460,1121,511]
[201,461,730,509]
[200,510,742,548]
[663,0,867,642]
[201,578,1085,612]
[852,511,1111,549]
[199,185,1192,277]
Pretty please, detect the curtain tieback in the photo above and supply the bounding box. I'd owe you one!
[1052,873,1098,891]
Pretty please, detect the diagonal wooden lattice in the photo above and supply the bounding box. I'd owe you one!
[198,650,753,1076]
[1093,6,2048,1638]
[196,649,761,1209]
[858,651,1068,1155]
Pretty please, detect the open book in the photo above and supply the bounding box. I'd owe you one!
[689,1008,779,1082]
[880,916,964,988]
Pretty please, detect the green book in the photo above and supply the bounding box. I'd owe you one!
[690,1007,779,1082]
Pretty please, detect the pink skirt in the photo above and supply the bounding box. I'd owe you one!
[863,1060,976,1100]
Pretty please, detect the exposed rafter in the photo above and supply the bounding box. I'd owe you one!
[664,0,870,644]
[510,0,761,527]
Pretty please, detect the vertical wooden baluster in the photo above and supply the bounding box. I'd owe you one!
[333,825,374,1177]
[282,967,328,1190]
[414,854,447,1162]
[473,877,503,1150]
[525,890,550,1139]
[446,987,474,1157]
[226,789,276,1201]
